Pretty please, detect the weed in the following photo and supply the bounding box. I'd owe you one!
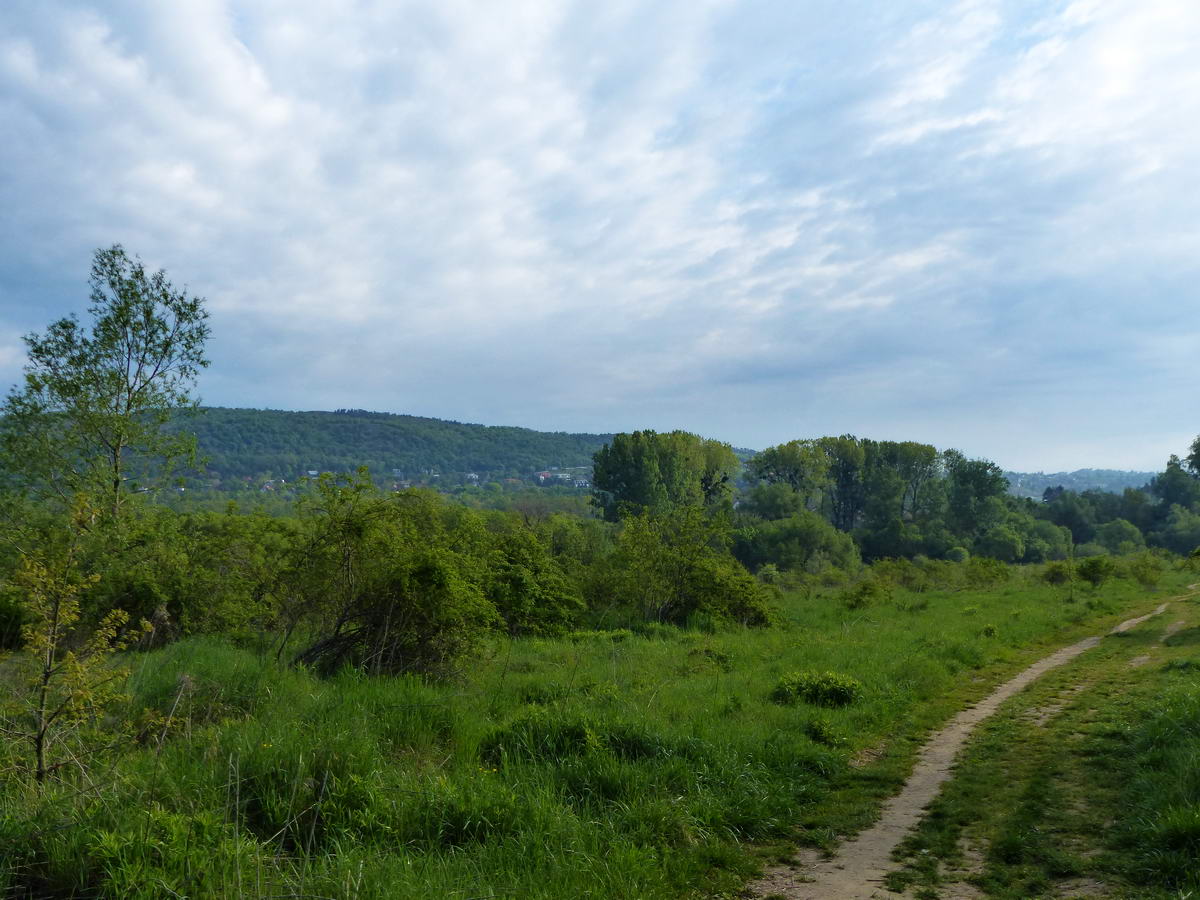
[771,671,864,707]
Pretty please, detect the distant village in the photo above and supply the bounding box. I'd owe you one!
[244,465,593,495]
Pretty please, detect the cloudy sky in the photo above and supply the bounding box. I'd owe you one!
[1,0,1197,472]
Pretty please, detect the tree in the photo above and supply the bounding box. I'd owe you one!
[817,435,867,531]
[943,449,1008,539]
[745,439,830,508]
[3,500,148,784]
[1094,518,1146,555]
[591,430,739,521]
[1149,455,1200,511]
[0,246,210,521]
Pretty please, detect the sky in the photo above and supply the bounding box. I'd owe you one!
[1,0,1197,473]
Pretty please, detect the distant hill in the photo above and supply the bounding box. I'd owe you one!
[177,408,615,483]
[1003,469,1156,500]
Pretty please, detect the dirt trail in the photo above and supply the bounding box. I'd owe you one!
[749,602,1173,900]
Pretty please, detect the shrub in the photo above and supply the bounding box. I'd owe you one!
[964,557,1009,588]
[804,717,846,747]
[1124,552,1164,589]
[1042,560,1072,585]
[1077,556,1117,588]
[485,528,585,636]
[839,579,891,610]
[770,671,864,707]
[945,546,970,563]
[605,509,779,627]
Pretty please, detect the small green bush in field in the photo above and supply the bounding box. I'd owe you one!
[1077,556,1117,588]
[1124,552,1164,589]
[1042,560,1072,585]
[839,579,890,610]
[771,671,864,707]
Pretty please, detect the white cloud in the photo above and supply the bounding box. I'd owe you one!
[0,0,1197,470]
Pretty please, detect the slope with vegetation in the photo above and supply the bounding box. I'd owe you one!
[180,406,614,483]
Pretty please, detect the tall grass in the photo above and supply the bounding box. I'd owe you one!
[0,566,1188,898]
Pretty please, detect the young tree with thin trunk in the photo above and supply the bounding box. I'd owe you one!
[0,245,210,522]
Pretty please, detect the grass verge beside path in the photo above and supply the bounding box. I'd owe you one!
[0,568,1192,899]
[884,583,1200,898]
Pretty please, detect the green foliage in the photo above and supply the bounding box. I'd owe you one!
[600,508,777,627]
[963,556,1009,588]
[1094,517,1145,554]
[1076,555,1117,588]
[803,716,847,747]
[1123,551,1165,588]
[975,524,1024,563]
[0,245,209,520]
[182,406,614,483]
[6,507,149,784]
[485,526,584,636]
[1041,560,1072,585]
[745,439,830,508]
[591,430,739,521]
[945,546,970,563]
[732,511,860,575]
[770,670,864,707]
[287,472,499,676]
[839,578,891,610]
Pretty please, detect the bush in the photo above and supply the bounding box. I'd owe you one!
[804,717,846,747]
[963,557,1009,588]
[486,528,585,636]
[1042,560,1072,585]
[945,546,970,563]
[839,579,891,610]
[770,671,864,707]
[1124,552,1164,589]
[604,509,778,627]
[1077,556,1117,588]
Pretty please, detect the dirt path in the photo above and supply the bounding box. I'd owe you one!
[749,602,1173,900]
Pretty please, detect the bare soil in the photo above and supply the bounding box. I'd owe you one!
[747,603,1171,900]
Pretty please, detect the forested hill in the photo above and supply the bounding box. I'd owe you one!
[1004,468,1157,499]
[178,408,615,481]
[176,408,1153,493]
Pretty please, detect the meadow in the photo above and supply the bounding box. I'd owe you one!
[2,560,1190,899]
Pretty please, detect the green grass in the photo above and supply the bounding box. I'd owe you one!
[885,582,1200,898]
[0,567,1192,898]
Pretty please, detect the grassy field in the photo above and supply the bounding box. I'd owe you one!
[886,578,1200,898]
[1,563,1193,899]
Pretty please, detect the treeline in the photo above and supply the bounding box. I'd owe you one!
[730,436,1200,569]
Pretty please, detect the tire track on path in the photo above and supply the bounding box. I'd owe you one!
[749,597,1187,899]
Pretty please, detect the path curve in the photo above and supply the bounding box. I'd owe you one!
[750,601,1176,900]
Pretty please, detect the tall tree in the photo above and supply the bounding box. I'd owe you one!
[0,246,210,520]
[817,435,867,531]
[943,449,1008,538]
[591,430,739,521]
[745,439,830,509]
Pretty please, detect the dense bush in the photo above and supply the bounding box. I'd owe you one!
[770,671,864,707]
[1077,556,1118,588]
[839,579,891,610]
[599,509,777,627]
